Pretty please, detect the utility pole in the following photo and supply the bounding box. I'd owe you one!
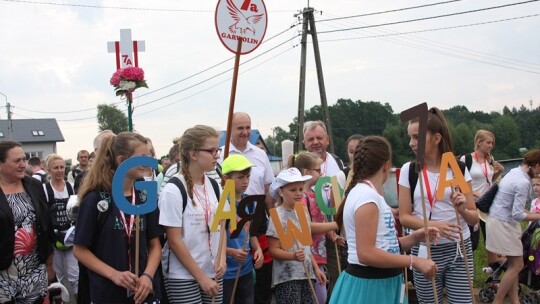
[296,7,335,153]
[0,92,10,140]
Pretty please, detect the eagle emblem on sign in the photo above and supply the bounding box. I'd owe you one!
[227,0,264,36]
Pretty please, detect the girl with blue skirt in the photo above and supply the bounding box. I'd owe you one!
[330,136,438,304]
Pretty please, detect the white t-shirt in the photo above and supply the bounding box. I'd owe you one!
[460,153,494,195]
[398,162,472,244]
[159,174,225,280]
[344,183,400,266]
[219,142,274,195]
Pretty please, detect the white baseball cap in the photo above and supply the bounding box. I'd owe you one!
[270,168,312,199]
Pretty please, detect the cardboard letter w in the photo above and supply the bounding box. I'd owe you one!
[269,203,312,250]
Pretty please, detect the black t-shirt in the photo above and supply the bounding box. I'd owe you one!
[74,191,162,303]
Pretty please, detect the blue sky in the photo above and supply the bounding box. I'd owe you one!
[1,0,539,160]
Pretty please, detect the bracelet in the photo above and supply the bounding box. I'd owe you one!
[409,255,414,270]
[141,272,153,281]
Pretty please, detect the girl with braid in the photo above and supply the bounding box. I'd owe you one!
[398,108,478,304]
[330,136,438,304]
[159,125,226,303]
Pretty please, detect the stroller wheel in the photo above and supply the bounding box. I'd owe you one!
[520,292,537,304]
[479,287,495,303]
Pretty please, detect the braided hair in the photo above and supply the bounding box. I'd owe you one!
[335,136,391,228]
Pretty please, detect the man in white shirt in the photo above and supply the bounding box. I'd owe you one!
[219,112,274,208]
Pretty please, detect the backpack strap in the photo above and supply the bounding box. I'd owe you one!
[215,163,223,179]
[330,153,344,171]
[165,176,188,274]
[208,177,221,201]
[465,153,473,171]
[66,182,74,196]
[408,162,418,205]
[168,177,188,214]
[45,182,55,205]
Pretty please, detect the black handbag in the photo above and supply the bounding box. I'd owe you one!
[476,183,499,213]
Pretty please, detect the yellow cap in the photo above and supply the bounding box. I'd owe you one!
[221,154,255,175]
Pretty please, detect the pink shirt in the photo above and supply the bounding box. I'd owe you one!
[301,190,327,265]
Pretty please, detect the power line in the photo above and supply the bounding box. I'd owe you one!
[137,23,298,98]
[319,14,540,68]
[1,0,295,13]
[135,33,301,108]
[134,45,297,117]
[316,0,462,23]
[317,0,540,34]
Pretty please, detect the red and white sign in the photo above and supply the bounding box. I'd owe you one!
[215,0,267,55]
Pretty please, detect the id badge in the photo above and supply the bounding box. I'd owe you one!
[418,245,428,259]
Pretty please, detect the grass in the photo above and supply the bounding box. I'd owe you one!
[473,232,489,287]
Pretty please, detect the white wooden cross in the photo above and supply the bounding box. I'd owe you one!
[107,29,145,69]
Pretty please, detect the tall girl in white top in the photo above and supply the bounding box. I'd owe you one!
[398,107,478,304]
[159,125,226,304]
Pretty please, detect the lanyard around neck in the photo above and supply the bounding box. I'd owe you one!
[474,151,491,186]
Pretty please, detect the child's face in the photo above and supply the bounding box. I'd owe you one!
[229,172,250,194]
[306,161,322,186]
[533,178,540,197]
[279,181,304,205]
[126,142,150,180]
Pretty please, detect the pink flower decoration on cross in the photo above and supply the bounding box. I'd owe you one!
[110,66,148,97]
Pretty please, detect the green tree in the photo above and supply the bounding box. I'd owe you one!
[97,104,128,134]
[265,126,295,157]
[490,115,521,159]
[450,123,475,157]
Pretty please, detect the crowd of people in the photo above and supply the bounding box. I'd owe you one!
[0,109,539,304]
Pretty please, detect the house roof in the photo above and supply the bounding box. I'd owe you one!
[0,119,65,143]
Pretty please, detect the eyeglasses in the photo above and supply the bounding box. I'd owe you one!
[198,148,222,157]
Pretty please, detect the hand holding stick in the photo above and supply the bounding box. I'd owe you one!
[450,185,476,304]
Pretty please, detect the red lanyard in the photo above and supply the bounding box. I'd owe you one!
[474,151,491,186]
[118,188,136,271]
[321,159,328,177]
[422,167,439,208]
[193,180,213,257]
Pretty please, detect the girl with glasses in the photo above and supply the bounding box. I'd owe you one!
[159,125,227,303]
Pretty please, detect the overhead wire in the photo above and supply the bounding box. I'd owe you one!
[134,45,297,117]
[316,0,463,23]
[318,13,540,67]
[317,0,540,34]
[315,11,540,74]
[0,0,295,13]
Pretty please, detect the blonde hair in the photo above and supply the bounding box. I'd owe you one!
[78,132,148,201]
[179,125,219,203]
[474,130,495,150]
[287,152,321,172]
[45,154,64,170]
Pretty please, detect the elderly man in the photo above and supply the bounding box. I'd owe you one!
[219,112,274,304]
[303,120,344,176]
[303,120,346,302]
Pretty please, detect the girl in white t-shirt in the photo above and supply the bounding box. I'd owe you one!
[330,136,438,304]
[159,125,226,304]
[398,108,478,304]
